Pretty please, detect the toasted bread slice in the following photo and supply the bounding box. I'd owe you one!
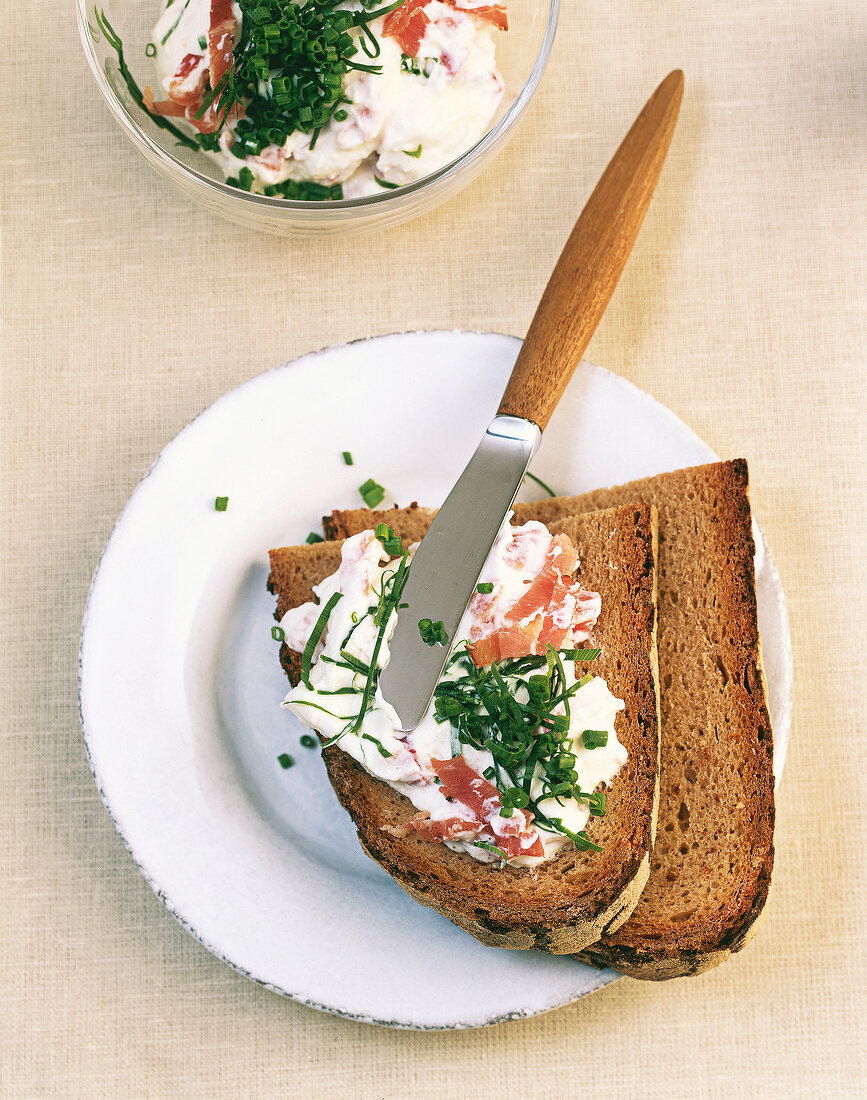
[269,504,660,954]
[327,460,774,977]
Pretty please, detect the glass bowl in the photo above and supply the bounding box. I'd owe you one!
[77,1,560,236]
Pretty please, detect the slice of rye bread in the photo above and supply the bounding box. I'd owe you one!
[268,503,660,955]
[324,459,775,978]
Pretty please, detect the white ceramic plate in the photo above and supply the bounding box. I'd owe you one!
[79,331,792,1030]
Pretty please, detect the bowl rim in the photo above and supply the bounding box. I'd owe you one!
[76,0,561,212]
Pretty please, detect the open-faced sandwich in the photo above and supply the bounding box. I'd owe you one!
[269,503,660,953]
[267,459,775,976]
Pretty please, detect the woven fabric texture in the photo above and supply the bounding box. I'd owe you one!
[2,0,865,1096]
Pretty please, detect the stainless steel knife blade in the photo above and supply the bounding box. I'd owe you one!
[379,415,541,732]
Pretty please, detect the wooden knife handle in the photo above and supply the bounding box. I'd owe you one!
[498,70,684,431]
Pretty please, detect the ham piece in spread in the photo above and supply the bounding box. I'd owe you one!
[383,0,507,57]
[467,532,600,666]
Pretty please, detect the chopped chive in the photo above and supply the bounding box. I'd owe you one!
[582,729,609,750]
[524,472,558,498]
[403,144,422,158]
[473,841,507,865]
[342,451,354,466]
[93,11,202,152]
[145,42,156,57]
[115,0,410,185]
[564,648,601,661]
[277,753,294,769]
[301,592,343,688]
[300,734,318,748]
[550,820,603,852]
[197,34,207,49]
[361,733,392,758]
[374,523,402,555]
[214,496,229,511]
[588,791,606,816]
[160,0,191,45]
[306,532,324,544]
[501,786,529,809]
[476,582,494,594]
[271,625,285,641]
[374,176,400,189]
[576,673,593,688]
[418,618,447,646]
[359,478,385,508]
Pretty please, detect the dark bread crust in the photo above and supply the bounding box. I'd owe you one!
[268,505,661,954]
[325,460,775,979]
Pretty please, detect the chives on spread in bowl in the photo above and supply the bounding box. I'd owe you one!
[77,0,560,235]
[146,0,509,200]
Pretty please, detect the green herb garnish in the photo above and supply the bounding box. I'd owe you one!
[258,179,344,201]
[429,644,609,852]
[374,523,403,556]
[306,532,324,544]
[582,729,608,750]
[94,9,199,151]
[204,0,407,162]
[160,0,191,45]
[374,176,400,189]
[418,618,448,647]
[563,648,601,661]
[214,496,229,511]
[587,791,606,816]
[359,478,385,508]
[400,53,440,78]
[473,840,507,866]
[549,819,603,852]
[318,551,411,749]
[301,591,342,688]
[524,471,558,498]
[102,2,406,200]
[342,451,354,466]
[277,753,294,769]
[271,625,285,641]
[476,582,494,594]
[361,733,392,758]
[299,734,318,748]
[403,144,422,158]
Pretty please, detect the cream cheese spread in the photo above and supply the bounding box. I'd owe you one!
[280,520,628,868]
[150,0,506,198]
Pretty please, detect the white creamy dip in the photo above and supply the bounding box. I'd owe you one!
[151,0,506,197]
[280,520,628,869]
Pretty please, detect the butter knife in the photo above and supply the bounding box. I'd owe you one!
[380,71,684,732]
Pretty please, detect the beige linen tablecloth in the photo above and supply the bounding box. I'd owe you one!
[3,1,866,1096]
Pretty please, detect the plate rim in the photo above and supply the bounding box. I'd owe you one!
[78,329,792,1029]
